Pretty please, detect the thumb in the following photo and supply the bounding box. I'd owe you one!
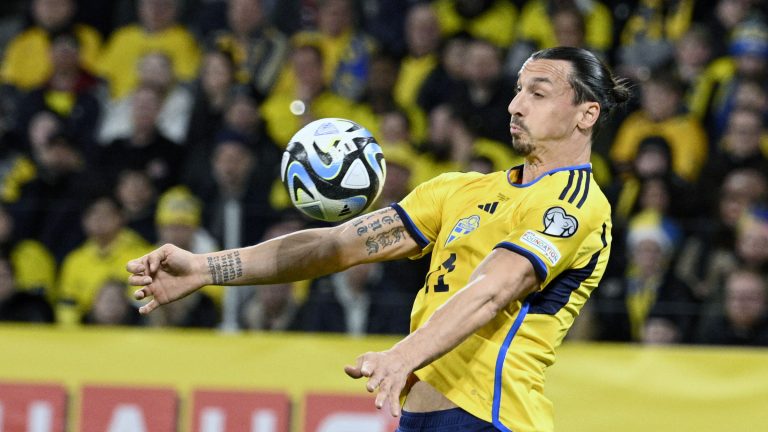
[344,364,364,379]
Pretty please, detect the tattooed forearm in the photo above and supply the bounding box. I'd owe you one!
[207,251,244,284]
[355,212,401,237]
[366,226,407,255]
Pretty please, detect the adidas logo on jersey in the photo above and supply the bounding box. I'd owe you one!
[477,202,499,214]
[338,204,351,216]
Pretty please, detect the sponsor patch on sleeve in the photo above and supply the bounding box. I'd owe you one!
[520,230,562,265]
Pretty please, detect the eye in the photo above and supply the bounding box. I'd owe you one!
[533,92,543,97]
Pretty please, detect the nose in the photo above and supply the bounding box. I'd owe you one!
[508,92,523,117]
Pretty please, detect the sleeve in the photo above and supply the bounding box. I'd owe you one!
[494,197,608,287]
[390,172,466,258]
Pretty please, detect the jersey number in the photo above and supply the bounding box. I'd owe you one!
[427,253,457,293]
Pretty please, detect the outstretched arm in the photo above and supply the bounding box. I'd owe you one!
[345,248,540,416]
[127,207,420,314]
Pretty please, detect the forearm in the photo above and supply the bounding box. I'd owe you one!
[200,228,346,286]
[392,276,510,370]
[391,251,539,371]
[198,207,420,287]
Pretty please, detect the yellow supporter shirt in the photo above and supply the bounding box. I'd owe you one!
[393,164,612,432]
[394,54,437,110]
[0,24,102,90]
[433,0,517,47]
[10,240,56,301]
[57,229,153,324]
[610,111,709,182]
[260,90,358,148]
[517,0,613,51]
[97,24,201,99]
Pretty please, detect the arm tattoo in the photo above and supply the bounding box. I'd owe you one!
[207,251,243,284]
[354,212,401,237]
[366,227,407,255]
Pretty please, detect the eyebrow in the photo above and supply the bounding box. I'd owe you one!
[517,77,554,87]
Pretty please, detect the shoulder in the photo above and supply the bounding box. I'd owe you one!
[421,170,488,190]
[108,24,143,41]
[74,24,102,44]
[528,166,611,227]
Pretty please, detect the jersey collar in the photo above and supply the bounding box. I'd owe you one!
[506,163,592,188]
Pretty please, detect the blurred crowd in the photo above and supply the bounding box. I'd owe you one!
[0,0,767,347]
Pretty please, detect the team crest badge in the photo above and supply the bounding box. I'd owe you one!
[542,207,578,238]
[445,215,481,245]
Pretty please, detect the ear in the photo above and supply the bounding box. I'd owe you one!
[577,102,600,131]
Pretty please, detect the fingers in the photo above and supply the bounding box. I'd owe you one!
[126,259,146,275]
[128,274,152,287]
[344,364,363,379]
[138,299,159,315]
[133,287,150,300]
[374,387,401,418]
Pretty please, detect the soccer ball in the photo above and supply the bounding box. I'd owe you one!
[280,118,386,222]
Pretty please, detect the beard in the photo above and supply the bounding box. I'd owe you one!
[510,119,534,156]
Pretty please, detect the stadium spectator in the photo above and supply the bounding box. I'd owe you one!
[285,0,376,102]
[15,32,103,154]
[393,4,441,112]
[610,68,708,182]
[450,38,516,144]
[57,196,152,325]
[115,169,158,244]
[0,0,101,91]
[672,25,714,91]
[211,0,289,100]
[418,34,468,114]
[609,136,696,227]
[184,49,238,153]
[675,169,768,304]
[297,262,412,335]
[357,53,425,142]
[517,0,611,52]
[0,205,56,299]
[0,256,54,323]
[617,0,694,80]
[694,0,755,59]
[83,279,143,326]
[97,0,201,99]
[592,211,696,342]
[695,269,768,346]
[432,0,516,48]
[98,85,185,191]
[98,52,194,145]
[239,217,306,331]
[689,19,768,137]
[143,186,221,328]
[6,126,97,262]
[357,0,413,57]
[200,132,273,250]
[696,108,768,199]
[261,44,356,147]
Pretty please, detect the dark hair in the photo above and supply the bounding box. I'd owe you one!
[530,47,631,136]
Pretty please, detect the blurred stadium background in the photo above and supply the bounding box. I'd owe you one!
[0,0,767,430]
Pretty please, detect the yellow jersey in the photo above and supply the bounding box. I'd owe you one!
[393,163,612,432]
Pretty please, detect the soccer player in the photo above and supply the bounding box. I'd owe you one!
[127,47,630,431]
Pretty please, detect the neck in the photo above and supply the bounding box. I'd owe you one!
[521,137,591,183]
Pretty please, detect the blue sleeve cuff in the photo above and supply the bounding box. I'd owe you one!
[494,241,549,281]
[390,203,430,249]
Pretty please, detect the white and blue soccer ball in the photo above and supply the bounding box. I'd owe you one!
[280,118,386,222]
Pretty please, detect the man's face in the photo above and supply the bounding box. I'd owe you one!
[725,273,767,329]
[507,59,582,155]
[33,0,74,31]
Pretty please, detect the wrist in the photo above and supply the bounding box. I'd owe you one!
[197,253,215,286]
[390,339,424,372]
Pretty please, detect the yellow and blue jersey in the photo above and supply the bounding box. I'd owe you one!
[392,163,612,432]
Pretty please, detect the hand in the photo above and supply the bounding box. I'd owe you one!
[126,244,207,314]
[344,350,413,417]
